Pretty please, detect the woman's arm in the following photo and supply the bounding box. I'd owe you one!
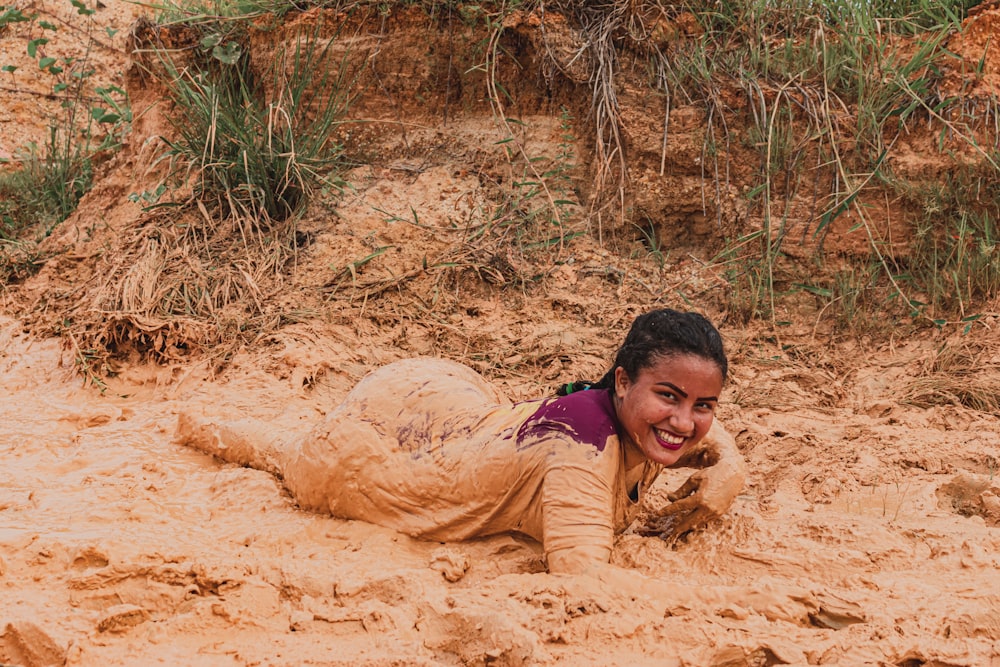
[546,544,612,575]
[673,418,740,468]
[538,451,617,575]
[648,419,747,540]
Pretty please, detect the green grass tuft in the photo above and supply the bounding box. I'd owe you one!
[153,17,352,230]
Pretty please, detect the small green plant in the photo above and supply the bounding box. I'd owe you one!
[890,164,1000,319]
[717,230,775,323]
[634,220,667,268]
[796,261,890,334]
[544,106,579,228]
[0,0,130,284]
[488,109,580,253]
[329,245,393,288]
[830,263,881,329]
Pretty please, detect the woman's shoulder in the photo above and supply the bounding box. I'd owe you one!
[515,389,620,452]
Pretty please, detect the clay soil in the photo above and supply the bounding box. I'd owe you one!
[2,1,1000,666]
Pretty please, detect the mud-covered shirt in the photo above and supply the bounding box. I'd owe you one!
[281,358,663,565]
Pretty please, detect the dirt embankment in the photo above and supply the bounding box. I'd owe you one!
[2,2,1000,666]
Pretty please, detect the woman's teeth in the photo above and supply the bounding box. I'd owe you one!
[653,427,684,448]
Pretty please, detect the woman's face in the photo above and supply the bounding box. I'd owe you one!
[614,353,723,467]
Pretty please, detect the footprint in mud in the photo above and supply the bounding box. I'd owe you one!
[935,473,1000,525]
[709,642,805,667]
[71,545,110,570]
[67,556,235,631]
[96,604,150,634]
[56,407,125,429]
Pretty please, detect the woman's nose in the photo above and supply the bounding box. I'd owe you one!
[669,407,694,435]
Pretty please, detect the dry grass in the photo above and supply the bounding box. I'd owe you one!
[902,340,1000,414]
[50,11,355,369]
[62,207,290,366]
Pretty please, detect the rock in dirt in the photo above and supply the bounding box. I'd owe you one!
[97,604,150,633]
[430,548,471,582]
[937,473,1000,525]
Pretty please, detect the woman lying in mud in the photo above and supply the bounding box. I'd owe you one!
[177,308,746,576]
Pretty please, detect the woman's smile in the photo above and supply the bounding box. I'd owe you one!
[652,426,687,450]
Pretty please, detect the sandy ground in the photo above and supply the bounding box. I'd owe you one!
[3,1,1000,665]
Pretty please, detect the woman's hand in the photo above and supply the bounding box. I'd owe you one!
[641,421,746,540]
[659,458,745,539]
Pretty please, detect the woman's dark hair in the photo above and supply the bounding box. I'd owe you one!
[557,309,727,396]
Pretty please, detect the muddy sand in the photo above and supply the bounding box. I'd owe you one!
[2,311,1000,666]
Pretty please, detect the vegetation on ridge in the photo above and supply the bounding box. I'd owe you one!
[0,0,130,282]
[0,0,997,399]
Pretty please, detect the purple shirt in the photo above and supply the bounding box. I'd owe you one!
[515,389,621,452]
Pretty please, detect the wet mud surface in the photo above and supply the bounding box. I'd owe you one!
[2,317,1000,666]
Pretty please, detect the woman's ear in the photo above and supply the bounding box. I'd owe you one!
[614,367,629,395]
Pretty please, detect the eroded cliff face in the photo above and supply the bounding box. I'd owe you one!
[218,5,760,252]
[16,0,998,360]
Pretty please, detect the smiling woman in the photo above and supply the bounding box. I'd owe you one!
[176,309,746,576]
